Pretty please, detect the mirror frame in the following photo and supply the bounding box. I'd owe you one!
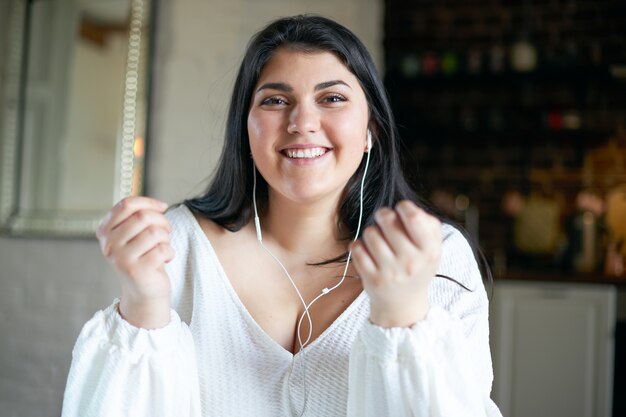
[0,0,154,237]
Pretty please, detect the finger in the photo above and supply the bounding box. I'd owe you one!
[100,209,171,258]
[361,224,395,270]
[123,226,172,263]
[350,241,377,278]
[107,210,171,251]
[101,197,169,234]
[395,200,441,248]
[374,208,416,257]
[113,227,172,277]
[138,242,176,268]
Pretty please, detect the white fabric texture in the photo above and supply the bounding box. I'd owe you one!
[61,204,502,417]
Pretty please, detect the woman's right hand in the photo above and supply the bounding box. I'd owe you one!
[96,196,174,329]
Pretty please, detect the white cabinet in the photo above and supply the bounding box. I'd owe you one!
[490,280,616,417]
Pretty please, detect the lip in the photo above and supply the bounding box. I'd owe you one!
[280,146,332,165]
[279,144,332,151]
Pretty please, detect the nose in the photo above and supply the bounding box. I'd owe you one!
[287,102,320,134]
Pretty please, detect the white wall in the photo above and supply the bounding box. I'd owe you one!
[0,1,382,416]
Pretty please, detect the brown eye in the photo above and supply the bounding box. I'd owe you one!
[261,97,288,106]
[322,94,347,103]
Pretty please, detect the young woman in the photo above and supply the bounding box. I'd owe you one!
[62,15,502,417]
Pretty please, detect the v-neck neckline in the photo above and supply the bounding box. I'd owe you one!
[180,205,367,360]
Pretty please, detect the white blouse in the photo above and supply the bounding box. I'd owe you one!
[61,204,502,417]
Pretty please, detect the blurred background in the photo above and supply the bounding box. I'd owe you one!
[0,0,624,416]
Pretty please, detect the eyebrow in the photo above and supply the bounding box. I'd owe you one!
[256,82,292,93]
[314,80,351,91]
[255,80,351,93]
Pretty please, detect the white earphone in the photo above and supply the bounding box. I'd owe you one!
[252,128,373,416]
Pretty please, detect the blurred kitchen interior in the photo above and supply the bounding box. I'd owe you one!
[384,2,626,417]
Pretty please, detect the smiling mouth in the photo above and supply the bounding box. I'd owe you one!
[283,147,329,159]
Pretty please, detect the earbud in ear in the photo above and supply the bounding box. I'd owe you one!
[366,130,372,152]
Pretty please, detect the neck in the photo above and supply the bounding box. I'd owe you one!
[258,192,348,261]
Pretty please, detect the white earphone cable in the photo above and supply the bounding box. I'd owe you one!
[251,131,372,415]
[295,137,371,348]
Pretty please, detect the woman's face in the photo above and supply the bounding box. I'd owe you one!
[247,48,370,208]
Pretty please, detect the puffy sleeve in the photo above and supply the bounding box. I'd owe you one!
[347,225,502,417]
[61,300,201,417]
[62,206,201,417]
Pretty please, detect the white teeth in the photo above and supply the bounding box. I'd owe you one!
[286,147,326,159]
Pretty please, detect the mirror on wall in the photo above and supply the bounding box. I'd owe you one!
[0,0,153,236]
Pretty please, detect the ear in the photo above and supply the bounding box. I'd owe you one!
[365,130,372,152]
[365,120,380,152]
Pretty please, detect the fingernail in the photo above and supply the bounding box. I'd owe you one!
[396,201,415,217]
[375,207,391,222]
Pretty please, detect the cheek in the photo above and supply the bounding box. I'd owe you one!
[328,111,368,150]
[247,111,284,148]
[247,114,272,159]
[247,113,263,143]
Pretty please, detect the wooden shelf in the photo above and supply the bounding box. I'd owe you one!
[385,65,617,86]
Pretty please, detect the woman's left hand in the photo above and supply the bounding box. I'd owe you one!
[350,200,442,328]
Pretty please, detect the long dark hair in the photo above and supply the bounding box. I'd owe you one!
[184,15,490,290]
[185,15,431,236]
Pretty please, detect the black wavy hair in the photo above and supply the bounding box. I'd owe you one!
[185,15,429,235]
[184,15,489,289]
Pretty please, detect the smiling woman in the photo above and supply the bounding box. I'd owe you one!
[247,49,370,207]
[0,0,154,236]
[61,14,503,417]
